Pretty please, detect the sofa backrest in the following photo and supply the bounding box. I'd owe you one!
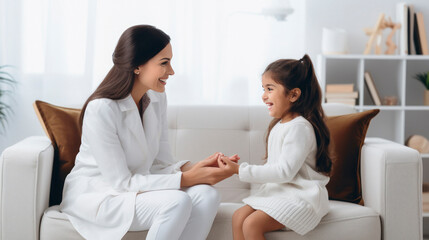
[167,104,356,203]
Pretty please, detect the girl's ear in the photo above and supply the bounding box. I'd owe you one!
[289,88,301,102]
[134,67,140,75]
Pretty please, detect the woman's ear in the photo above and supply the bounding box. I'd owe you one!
[289,88,301,102]
[134,67,140,75]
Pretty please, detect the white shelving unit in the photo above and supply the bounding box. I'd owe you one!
[318,54,429,219]
[317,54,429,144]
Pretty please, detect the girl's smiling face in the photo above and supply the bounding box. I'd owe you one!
[261,73,290,119]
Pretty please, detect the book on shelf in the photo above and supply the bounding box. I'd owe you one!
[325,91,358,99]
[364,71,381,106]
[415,12,429,55]
[408,4,416,55]
[397,3,428,55]
[414,13,423,54]
[325,83,357,106]
[396,2,408,55]
[423,192,429,212]
[326,84,354,93]
[326,98,356,106]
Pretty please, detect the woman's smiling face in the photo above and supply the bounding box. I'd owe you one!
[134,43,175,93]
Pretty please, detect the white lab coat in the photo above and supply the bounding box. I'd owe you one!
[60,90,189,240]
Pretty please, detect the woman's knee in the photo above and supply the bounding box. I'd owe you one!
[202,185,220,204]
[189,184,221,207]
[160,191,193,215]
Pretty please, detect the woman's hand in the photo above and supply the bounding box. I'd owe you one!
[180,152,222,172]
[198,152,224,167]
[180,153,240,187]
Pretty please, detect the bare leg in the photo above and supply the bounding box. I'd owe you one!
[232,205,256,240]
[242,210,285,240]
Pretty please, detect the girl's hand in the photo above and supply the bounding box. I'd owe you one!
[229,154,240,163]
[217,155,240,175]
[200,153,240,168]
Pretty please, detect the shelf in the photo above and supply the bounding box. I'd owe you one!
[322,54,429,60]
[404,106,429,110]
[422,154,429,158]
[356,106,429,111]
[424,212,429,218]
[318,54,429,144]
[357,106,404,111]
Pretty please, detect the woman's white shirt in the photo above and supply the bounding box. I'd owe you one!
[60,90,189,240]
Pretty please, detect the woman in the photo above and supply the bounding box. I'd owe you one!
[60,25,238,240]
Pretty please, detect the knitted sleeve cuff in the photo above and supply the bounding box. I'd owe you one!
[238,162,251,182]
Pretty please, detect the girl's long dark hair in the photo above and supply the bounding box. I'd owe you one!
[79,25,170,125]
[263,54,332,174]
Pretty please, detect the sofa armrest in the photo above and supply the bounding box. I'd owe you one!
[0,136,54,240]
[361,137,422,240]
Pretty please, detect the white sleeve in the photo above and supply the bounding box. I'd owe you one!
[150,96,189,174]
[238,123,315,183]
[84,100,182,193]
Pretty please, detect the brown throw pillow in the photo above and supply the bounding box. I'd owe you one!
[326,109,380,205]
[33,101,82,206]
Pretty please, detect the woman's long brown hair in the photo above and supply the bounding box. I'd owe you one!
[263,54,332,174]
[79,25,170,125]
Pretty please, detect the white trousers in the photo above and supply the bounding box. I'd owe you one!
[129,184,220,240]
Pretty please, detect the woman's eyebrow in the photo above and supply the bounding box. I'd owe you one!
[160,57,171,61]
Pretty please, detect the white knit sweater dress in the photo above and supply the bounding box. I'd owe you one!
[239,116,330,235]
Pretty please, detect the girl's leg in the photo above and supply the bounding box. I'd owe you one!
[178,184,221,240]
[242,210,285,240]
[129,190,193,240]
[232,205,256,240]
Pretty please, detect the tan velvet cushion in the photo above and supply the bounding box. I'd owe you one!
[33,101,82,206]
[326,109,380,205]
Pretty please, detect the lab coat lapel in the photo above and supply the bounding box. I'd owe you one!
[143,91,161,160]
[118,95,151,161]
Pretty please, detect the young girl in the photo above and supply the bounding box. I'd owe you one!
[219,54,332,239]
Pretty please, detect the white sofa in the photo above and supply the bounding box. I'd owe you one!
[0,104,423,240]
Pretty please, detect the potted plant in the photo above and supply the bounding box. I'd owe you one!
[414,71,429,106]
[0,65,16,132]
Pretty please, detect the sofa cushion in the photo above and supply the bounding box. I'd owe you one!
[33,101,81,206]
[41,206,147,240]
[325,109,379,205]
[208,202,379,240]
[260,201,380,240]
[41,201,380,240]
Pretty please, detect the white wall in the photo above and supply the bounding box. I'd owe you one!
[0,0,38,152]
[2,0,429,152]
[305,0,429,60]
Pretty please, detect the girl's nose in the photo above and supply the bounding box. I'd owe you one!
[261,92,268,101]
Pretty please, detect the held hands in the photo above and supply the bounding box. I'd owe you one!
[180,152,240,187]
[200,152,240,168]
[217,155,240,175]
